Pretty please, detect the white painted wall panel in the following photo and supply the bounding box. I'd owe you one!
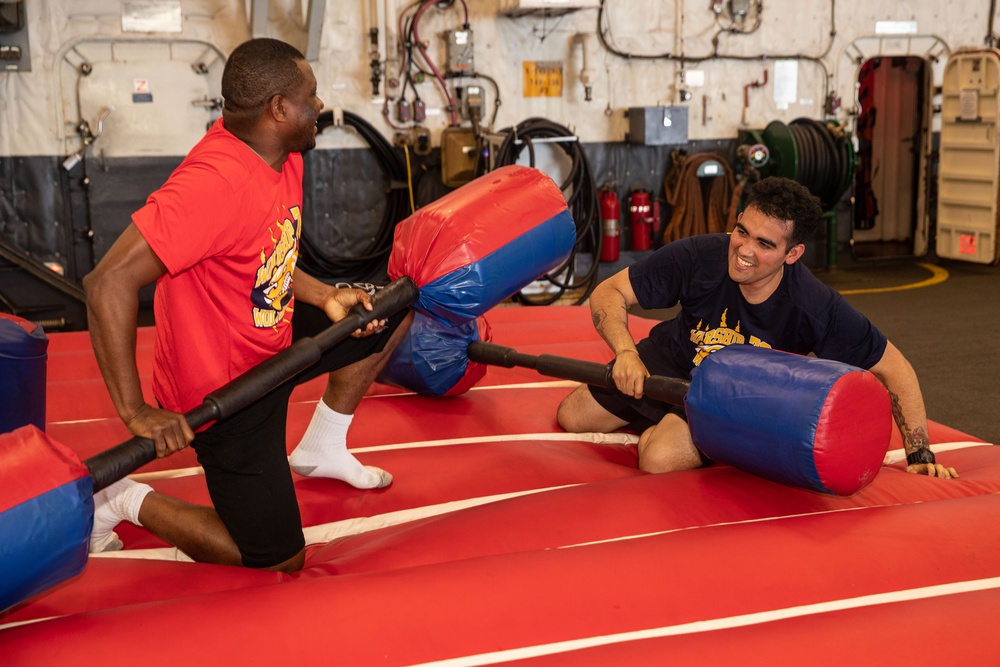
[0,0,994,157]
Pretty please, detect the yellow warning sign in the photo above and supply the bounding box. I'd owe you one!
[523,61,563,98]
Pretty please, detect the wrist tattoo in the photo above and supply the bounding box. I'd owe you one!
[907,426,930,449]
[887,390,930,454]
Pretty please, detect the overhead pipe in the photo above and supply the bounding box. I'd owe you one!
[741,69,768,127]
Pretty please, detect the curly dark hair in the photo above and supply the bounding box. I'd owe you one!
[222,38,306,116]
[743,177,824,247]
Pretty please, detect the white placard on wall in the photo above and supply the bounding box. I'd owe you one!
[122,2,182,33]
[773,60,798,110]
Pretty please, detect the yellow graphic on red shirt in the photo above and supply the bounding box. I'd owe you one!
[689,308,771,366]
[251,206,301,329]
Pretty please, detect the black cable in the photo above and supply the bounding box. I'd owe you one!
[298,110,409,282]
[488,117,601,305]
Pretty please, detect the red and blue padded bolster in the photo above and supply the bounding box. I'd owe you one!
[378,312,492,396]
[0,313,48,433]
[684,346,892,496]
[387,165,576,326]
[0,426,92,612]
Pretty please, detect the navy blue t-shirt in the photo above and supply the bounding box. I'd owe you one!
[628,234,887,380]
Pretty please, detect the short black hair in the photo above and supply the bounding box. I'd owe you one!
[222,38,306,115]
[743,177,824,247]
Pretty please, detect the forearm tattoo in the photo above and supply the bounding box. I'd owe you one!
[887,389,930,454]
[591,307,607,333]
[591,304,628,335]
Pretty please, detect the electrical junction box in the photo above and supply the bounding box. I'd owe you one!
[499,0,601,18]
[0,0,31,71]
[626,106,689,146]
[729,0,752,19]
[446,30,474,74]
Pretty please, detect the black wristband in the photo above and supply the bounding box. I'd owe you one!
[906,448,936,465]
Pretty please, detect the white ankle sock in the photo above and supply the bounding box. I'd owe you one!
[288,401,392,489]
[90,477,154,553]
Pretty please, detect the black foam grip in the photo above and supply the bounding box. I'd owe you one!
[85,437,157,493]
[466,341,524,368]
[201,338,323,420]
[313,276,419,349]
[641,375,691,407]
[84,276,419,493]
[467,341,689,407]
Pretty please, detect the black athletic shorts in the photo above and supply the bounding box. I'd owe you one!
[587,338,713,466]
[189,298,408,569]
[588,337,689,431]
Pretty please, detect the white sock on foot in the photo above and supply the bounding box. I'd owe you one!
[90,477,154,553]
[288,401,392,489]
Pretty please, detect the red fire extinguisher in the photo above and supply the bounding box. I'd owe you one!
[599,187,620,262]
[629,189,652,251]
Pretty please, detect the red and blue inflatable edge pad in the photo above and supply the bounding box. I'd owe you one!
[685,346,892,496]
[0,426,92,612]
[388,165,576,325]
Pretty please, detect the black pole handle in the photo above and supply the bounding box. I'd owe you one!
[467,341,690,407]
[85,276,419,492]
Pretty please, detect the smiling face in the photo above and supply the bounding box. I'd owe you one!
[281,59,324,153]
[728,206,805,302]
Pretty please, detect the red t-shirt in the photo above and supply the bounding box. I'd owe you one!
[133,119,304,413]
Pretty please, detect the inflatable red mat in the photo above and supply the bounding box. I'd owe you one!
[3,306,997,666]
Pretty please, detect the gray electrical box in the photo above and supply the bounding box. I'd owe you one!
[446,30,474,75]
[0,0,31,71]
[626,106,689,145]
[730,0,751,19]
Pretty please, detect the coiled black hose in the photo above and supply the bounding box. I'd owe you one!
[787,118,851,211]
[298,110,410,282]
[488,117,601,305]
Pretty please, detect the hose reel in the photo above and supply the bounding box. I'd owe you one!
[738,118,854,211]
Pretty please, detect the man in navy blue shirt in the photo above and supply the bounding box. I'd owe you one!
[558,177,957,479]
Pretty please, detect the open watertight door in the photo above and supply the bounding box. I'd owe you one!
[850,48,935,261]
[936,48,1000,265]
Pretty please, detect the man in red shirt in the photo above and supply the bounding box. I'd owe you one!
[83,38,411,573]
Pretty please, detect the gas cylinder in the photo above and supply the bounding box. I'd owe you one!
[629,189,652,251]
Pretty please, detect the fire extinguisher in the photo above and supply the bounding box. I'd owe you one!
[629,188,652,251]
[599,187,620,262]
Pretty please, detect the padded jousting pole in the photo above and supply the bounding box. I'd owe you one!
[468,341,893,497]
[85,276,419,493]
[468,341,691,405]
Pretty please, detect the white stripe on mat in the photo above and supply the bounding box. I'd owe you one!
[90,483,582,562]
[127,439,988,484]
[128,431,638,483]
[341,380,580,401]
[402,577,1000,667]
[882,441,992,465]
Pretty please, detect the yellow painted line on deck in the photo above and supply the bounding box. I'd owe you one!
[838,262,949,295]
